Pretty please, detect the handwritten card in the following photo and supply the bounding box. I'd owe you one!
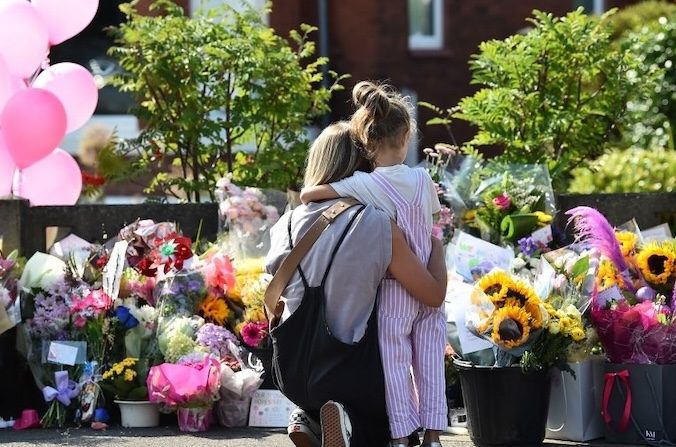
[47,342,79,366]
[42,340,87,365]
[248,389,295,427]
[446,282,494,354]
[531,225,553,246]
[452,231,514,282]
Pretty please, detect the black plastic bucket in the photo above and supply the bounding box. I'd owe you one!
[454,359,551,447]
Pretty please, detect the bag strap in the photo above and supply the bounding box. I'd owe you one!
[601,369,632,433]
[264,198,361,325]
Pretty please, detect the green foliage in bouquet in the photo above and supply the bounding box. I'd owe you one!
[568,147,676,193]
[101,357,150,401]
[432,9,657,189]
[106,0,345,201]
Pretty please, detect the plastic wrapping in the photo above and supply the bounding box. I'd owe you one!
[147,355,221,408]
[215,341,263,427]
[454,161,556,246]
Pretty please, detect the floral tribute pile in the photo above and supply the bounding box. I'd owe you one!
[11,183,279,430]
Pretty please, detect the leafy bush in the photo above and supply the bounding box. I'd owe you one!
[606,1,676,40]
[425,8,657,190]
[568,147,676,193]
[619,13,675,149]
[106,0,344,201]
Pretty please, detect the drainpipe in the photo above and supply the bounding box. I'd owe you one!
[318,0,330,128]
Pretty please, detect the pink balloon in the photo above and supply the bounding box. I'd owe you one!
[15,148,81,205]
[0,134,16,195]
[1,88,67,168]
[0,55,27,113]
[0,0,49,78]
[32,0,99,45]
[33,62,98,133]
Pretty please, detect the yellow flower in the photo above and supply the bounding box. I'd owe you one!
[200,294,231,325]
[597,260,625,290]
[123,369,137,382]
[616,231,638,258]
[570,326,585,342]
[476,270,512,304]
[533,211,552,224]
[504,279,538,306]
[463,209,477,222]
[524,298,544,329]
[636,242,675,286]
[491,305,531,349]
[548,321,561,335]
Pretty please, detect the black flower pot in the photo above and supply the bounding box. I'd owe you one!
[454,359,551,447]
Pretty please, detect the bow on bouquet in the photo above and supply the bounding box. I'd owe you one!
[41,371,80,428]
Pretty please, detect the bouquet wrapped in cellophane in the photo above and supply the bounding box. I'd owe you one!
[567,206,676,364]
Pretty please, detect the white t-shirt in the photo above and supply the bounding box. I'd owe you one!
[330,165,441,225]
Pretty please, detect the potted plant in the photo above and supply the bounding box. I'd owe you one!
[102,357,160,427]
[99,0,345,202]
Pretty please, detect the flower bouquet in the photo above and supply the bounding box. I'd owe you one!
[0,250,23,335]
[215,175,280,259]
[567,206,676,364]
[459,163,556,247]
[147,354,221,432]
[422,144,458,245]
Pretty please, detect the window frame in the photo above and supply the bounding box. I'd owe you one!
[408,0,444,51]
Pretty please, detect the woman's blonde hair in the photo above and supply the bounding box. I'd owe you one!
[350,81,414,161]
[303,121,371,187]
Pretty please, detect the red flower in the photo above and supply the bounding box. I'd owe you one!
[82,172,106,186]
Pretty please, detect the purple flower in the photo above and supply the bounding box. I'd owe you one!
[518,237,538,257]
[196,323,238,358]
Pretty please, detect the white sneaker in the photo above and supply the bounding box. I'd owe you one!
[319,401,352,447]
[288,408,321,447]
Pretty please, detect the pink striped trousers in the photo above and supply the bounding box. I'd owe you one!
[371,170,448,438]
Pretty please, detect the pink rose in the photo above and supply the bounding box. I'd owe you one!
[492,193,512,211]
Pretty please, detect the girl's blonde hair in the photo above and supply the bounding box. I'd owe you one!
[303,121,371,187]
[350,81,414,161]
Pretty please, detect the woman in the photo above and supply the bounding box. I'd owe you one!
[265,121,447,447]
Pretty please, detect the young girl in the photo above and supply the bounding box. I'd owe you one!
[300,81,447,447]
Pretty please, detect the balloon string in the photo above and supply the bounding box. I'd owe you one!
[12,168,20,197]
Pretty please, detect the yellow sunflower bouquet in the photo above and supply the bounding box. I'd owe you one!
[468,269,586,370]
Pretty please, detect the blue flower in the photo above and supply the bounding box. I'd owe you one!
[115,306,139,329]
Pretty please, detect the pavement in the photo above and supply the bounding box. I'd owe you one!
[1,426,637,447]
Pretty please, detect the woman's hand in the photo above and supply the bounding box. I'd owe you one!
[388,222,447,307]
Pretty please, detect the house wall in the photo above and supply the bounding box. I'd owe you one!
[269,0,640,152]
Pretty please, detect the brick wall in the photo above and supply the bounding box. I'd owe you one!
[270,0,641,152]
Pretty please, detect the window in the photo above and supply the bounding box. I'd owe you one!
[408,0,443,50]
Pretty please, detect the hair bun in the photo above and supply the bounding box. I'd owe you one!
[352,81,390,119]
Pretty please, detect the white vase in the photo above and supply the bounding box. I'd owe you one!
[114,400,160,428]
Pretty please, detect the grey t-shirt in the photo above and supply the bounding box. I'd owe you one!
[265,200,392,344]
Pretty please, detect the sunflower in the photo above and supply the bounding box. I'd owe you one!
[616,231,638,259]
[476,270,512,304]
[199,294,231,325]
[504,278,538,306]
[491,305,531,349]
[596,260,625,290]
[524,297,544,329]
[637,242,676,286]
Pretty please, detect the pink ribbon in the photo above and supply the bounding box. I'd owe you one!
[601,369,632,433]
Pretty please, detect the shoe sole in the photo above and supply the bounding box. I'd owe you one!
[320,403,348,447]
[289,430,319,447]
